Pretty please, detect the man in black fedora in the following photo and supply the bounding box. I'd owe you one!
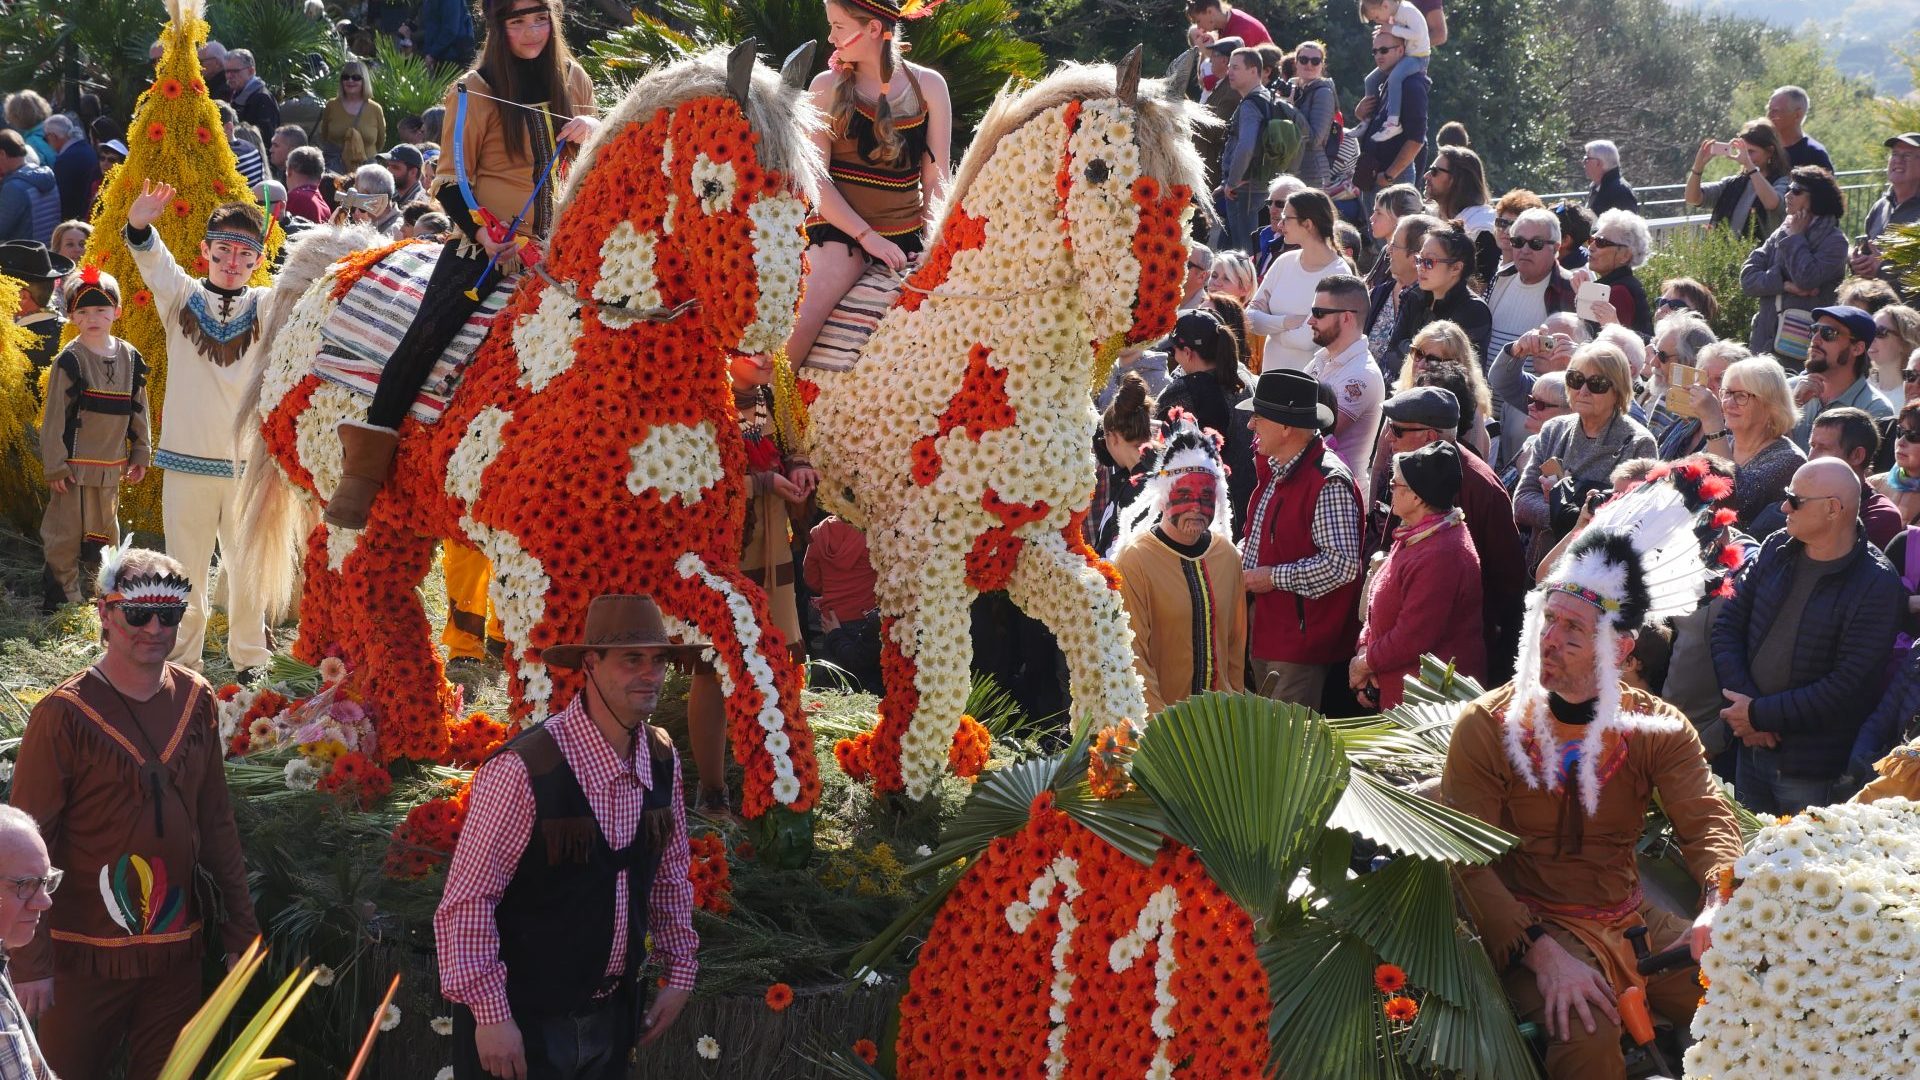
[0,239,73,387]
[436,593,700,1080]
[1236,368,1364,709]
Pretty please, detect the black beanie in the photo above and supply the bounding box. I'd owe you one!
[1395,441,1461,512]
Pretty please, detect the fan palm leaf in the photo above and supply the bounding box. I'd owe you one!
[206,0,336,98]
[1320,856,1474,1003]
[0,0,164,120]
[370,34,462,120]
[1260,920,1414,1080]
[1324,766,1516,864]
[1402,927,1543,1079]
[1129,692,1349,924]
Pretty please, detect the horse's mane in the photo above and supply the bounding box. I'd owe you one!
[933,62,1216,243]
[561,46,829,207]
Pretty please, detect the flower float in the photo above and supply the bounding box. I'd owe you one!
[72,0,280,532]
[1685,800,1920,1078]
[242,44,824,825]
[802,57,1207,800]
[688,832,734,914]
[0,273,47,531]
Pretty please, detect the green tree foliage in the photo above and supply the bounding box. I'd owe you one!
[206,0,342,99]
[1724,37,1887,172]
[0,0,165,120]
[1641,223,1761,342]
[368,33,461,120]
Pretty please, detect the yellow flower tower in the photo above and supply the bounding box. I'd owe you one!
[73,0,281,534]
[0,274,46,531]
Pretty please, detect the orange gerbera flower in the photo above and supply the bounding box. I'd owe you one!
[764,983,794,1012]
[195,126,214,145]
[852,1038,878,1064]
[1374,963,1407,994]
[158,78,183,99]
[145,121,166,142]
[131,289,153,307]
[1384,994,1419,1023]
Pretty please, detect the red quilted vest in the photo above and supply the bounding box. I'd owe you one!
[1247,436,1363,665]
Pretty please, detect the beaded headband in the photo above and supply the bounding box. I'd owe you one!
[204,229,265,255]
[1546,581,1622,614]
[102,570,193,610]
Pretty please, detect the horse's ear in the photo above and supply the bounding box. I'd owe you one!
[1163,48,1199,102]
[780,41,816,90]
[1115,44,1144,105]
[727,37,759,106]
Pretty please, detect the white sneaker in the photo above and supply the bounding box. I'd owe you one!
[1370,118,1403,143]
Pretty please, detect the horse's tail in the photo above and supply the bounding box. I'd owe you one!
[235,223,385,620]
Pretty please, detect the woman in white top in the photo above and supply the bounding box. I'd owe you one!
[1245,188,1353,371]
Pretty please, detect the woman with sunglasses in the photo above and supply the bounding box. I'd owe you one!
[1366,210,1437,373]
[1512,341,1655,564]
[1739,165,1849,356]
[1245,188,1352,371]
[1654,276,1720,328]
[1423,146,1498,283]
[1868,305,1920,403]
[1502,369,1569,492]
[1389,220,1491,374]
[1708,357,1806,534]
[1659,339,1746,460]
[1388,321,1490,456]
[1576,207,1655,338]
[315,60,384,172]
[1871,400,1920,526]
[1686,119,1789,241]
[1289,39,1338,190]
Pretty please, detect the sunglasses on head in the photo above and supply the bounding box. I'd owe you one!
[1786,184,1806,195]
[1782,489,1839,512]
[1509,236,1553,252]
[1812,324,1852,342]
[1564,370,1614,394]
[117,605,185,628]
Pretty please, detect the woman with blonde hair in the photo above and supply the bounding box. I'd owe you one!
[47,220,90,265]
[782,0,954,368]
[316,59,386,171]
[1391,319,1490,455]
[3,91,53,165]
[1705,356,1805,534]
[1206,249,1257,306]
[1513,341,1656,563]
[1869,305,1920,402]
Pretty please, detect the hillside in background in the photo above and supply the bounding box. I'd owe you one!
[1681,0,1918,95]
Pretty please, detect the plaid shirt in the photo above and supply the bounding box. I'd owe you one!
[0,966,49,1079]
[1241,442,1363,599]
[435,695,697,1026]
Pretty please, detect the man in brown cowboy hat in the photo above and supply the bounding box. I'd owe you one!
[0,238,72,383]
[435,594,700,1080]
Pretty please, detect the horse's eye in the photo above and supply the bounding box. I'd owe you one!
[1085,159,1111,184]
[702,180,723,200]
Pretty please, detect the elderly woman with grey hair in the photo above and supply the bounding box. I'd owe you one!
[1583,138,1638,215]
[1579,207,1655,338]
[347,161,401,236]
[1739,165,1850,357]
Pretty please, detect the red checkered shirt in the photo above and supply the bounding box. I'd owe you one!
[434,695,697,1025]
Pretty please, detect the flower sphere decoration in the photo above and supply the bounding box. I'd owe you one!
[803,57,1208,800]
[73,0,281,533]
[1684,799,1920,1078]
[242,43,824,823]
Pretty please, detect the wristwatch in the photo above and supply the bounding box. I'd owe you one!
[1705,428,1731,442]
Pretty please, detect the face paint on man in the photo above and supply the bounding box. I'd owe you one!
[1164,471,1217,540]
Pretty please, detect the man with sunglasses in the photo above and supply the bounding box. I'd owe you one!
[1352,27,1428,203]
[0,805,56,1080]
[1486,207,1578,362]
[1303,275,1385,479]
[9,546,259,1079]
[1488,311,1590,471]
[1788,305,1895,450]
[1712,458,1904,815]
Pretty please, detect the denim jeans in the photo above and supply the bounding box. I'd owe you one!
[1219,184,1265,255]
[1363,55,1429,123]
[1735,744,1834,816]
[453,991,637,1080]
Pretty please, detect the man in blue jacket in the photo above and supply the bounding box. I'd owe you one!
[0,130,57,245]
[1712,457,1904,814]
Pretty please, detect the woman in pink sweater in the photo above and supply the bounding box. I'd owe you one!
[1350,441,1487,708]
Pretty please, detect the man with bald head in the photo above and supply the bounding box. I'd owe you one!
[1712,457,1904,814]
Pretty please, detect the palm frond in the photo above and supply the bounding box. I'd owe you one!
[207,0,336,99]
[1129,692,1348,923]
[843,855,973,979]
[1260,922,1412,1080]
[1321,857,1473,1003]
[905,753,1058,877]
[370,33,462,120]
[1325,767,1516,864]
[1402,927,1543,1080]
[1051,768,1166,866]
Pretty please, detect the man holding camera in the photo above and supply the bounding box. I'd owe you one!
[1488,312,1591,471]
[1852,133,1920,302]
[1788,305,1895,450]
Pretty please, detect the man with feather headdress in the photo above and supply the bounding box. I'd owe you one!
[1440,459,1745,1080]
[8,545,257,1080]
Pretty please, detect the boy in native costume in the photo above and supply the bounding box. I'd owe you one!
[9,546,259,1080]
[123,180,273,677]
[1111,411,1246,714]
[1439,462,1744,1080]
[37,269,148,610]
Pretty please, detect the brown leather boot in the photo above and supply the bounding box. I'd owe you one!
[324,421,400,530]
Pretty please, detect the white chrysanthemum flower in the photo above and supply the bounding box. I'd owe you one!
[695,1035,720,1060]
[430,1015,453,1036]
[435,1068,454,1080]
[311,964,336,986]
[379,1004,401,1032]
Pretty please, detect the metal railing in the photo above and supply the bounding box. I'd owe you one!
[1533,168,1886,239]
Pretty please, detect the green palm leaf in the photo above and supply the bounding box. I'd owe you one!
[369,34,462,120]
[1260,921,1413,1080]
[1129,692,1348,924]
[1325,767,1516,864]
[1321,857,1473,1003]
[1403,928,1542,1080]
[904,754,1057,878]
[1051,769,1166,866]
[207,0,339,99]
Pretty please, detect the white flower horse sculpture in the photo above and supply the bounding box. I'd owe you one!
[237,44,828,827]
[807,50,1208,799]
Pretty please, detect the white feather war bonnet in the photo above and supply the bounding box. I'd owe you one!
[1504,458,1741,813]
[1112,409,1233,555]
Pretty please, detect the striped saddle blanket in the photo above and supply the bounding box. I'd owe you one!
[797,258,911,374]
[312,244,518,424]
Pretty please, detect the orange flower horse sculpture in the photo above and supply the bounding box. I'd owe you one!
[806,51,1209,799]
[237,44,827,821]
